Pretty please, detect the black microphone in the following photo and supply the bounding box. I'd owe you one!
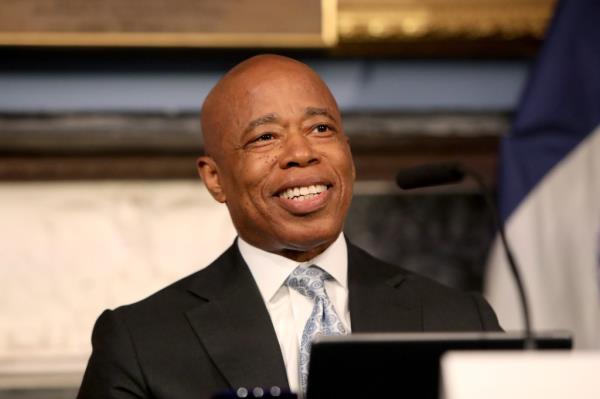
[396,162,536,350]
[396,162,465,189]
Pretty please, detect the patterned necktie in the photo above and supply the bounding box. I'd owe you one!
[286,265,347,393]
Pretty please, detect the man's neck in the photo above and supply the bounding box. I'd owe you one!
[277,241,333,262]
[239,236,341,263]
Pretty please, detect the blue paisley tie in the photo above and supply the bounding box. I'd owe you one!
[286,265,347,393]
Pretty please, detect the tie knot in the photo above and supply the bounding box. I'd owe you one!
[286,265,330,299]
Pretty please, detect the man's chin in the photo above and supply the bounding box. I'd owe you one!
[275,225,341,257]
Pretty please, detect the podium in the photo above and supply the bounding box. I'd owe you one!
[306,332,571,399]
[441,351,600,398]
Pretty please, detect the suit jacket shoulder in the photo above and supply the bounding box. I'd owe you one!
[78,240,501,399]
[347,242,502,332]
[78,242,288,399]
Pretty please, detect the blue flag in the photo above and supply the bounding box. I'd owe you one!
[486,0,600,349]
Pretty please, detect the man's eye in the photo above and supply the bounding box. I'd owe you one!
[256,133,274,141]
[315,124,330,133]
[244,132,276,149]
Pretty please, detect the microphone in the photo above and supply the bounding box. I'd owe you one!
[396,162,465,190]
[396,162,536,350]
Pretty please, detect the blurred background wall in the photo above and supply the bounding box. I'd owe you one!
[0,0,556,397]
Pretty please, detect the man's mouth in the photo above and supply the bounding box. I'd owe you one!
[278,184,329,201]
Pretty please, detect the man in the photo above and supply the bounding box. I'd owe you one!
[78,55,501,399]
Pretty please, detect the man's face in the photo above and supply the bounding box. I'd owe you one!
[199,62,355,259]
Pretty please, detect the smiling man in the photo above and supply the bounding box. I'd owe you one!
[78,55,501,399]
[198,55,355,263]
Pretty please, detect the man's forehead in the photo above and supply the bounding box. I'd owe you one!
[201,55,338,153]
[222,64,337,117]
[206,59,325,113]
[228,61,330,100]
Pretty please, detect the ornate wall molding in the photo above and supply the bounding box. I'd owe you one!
[339,0,555,42]
[0,111,506,186]
[0,0,554,54]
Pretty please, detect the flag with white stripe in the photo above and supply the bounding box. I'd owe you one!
[484,0,600,349]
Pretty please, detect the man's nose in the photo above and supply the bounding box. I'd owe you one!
[279,132,320,168]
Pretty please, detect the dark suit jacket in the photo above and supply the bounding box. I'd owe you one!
[77,241,501,399]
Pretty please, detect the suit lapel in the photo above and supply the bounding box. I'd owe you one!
[347,243,424,332]
[181,240,422,389]
[185,244,289,390]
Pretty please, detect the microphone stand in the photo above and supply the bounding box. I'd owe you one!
[460,165,536,350]
[396,162,536,350]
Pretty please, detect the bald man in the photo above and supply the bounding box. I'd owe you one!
[78,55,501,399]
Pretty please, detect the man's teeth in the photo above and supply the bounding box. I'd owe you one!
[279,184,328,200]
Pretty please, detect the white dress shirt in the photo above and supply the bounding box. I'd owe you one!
[238,234,352,393]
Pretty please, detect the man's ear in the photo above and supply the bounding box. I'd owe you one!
[197,156,227,203]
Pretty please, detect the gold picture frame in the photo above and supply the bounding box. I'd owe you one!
[0,0,555,54]
[338,0,556,43]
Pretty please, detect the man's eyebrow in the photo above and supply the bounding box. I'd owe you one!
[304,107,337,122]
[244,113,280,133]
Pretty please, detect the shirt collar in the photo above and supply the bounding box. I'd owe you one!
[238,233,348,304]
